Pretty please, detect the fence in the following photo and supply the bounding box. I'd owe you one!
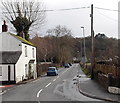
[95,64,120,77]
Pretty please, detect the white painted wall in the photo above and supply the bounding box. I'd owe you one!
[0,32,37,83]
[0,32,21,51]
[10,65,14,80]
[16,43,36,83]
[0,64,14,81]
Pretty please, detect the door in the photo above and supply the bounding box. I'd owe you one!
[8,65,10,84]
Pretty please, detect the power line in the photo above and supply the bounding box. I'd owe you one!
[54,6,90,11]
[95,7,119,12]
[2,6,90,13]
[1,6,119,22]
[2,6,119,13]
[95,9,118,22]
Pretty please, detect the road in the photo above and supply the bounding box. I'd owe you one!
[2,64,106,102]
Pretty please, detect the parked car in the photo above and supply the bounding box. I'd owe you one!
[64,63,70,68]
[47,67,58,76]
[68,63,72,66]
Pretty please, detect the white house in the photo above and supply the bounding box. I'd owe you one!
[0,21,37,84]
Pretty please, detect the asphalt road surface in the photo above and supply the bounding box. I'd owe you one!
[2,64,109,103]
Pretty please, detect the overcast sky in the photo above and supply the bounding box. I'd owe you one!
[0,0,119,38]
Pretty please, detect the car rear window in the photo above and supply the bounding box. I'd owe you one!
[48,68,55,70]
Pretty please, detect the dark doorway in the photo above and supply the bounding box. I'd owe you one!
[8,65,10,84]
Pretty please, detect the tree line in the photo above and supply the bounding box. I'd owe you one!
[30,25,119,66]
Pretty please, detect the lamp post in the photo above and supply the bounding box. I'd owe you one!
[81,26,86,63]
[80,41,82,60]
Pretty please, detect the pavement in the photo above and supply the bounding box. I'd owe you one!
[78,73,120,103]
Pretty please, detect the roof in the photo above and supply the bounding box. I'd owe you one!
[9,33,35,47]
[0,51,22,64]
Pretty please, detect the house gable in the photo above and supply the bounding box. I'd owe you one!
[10,33,35,47]
[0,32,22,51]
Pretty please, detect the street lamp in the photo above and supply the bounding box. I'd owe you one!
[81,26,86,63]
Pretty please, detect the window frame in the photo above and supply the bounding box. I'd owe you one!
[32,48,35,58]
[25,46,27,57]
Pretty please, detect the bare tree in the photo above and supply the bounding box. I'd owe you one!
[47,25,74,64]
[47,25,73,37]
[2,0,46,40]
[30,35,49,62]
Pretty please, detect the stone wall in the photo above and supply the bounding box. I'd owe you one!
[98,73,120,94]
[98,73,108,90]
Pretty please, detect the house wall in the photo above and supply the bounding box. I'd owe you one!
[0,64,15,84]
[0,32,37,83]
[16,43,37,83]
[0,32,21,51]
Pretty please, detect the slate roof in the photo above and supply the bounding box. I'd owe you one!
[0,51,22,64]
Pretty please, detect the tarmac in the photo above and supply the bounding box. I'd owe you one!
[0,67,120,103]
[0,77,38,95]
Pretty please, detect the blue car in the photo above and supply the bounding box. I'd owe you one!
[64,64,70,68]
[47,67,58,76]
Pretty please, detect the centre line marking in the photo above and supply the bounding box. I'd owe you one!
[37,89,43,97]
[45,83,51,88]
[53,79,56,81]
[57,76,59,78]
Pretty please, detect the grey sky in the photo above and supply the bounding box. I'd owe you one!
[0,0,119,38]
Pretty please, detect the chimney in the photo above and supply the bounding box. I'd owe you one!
[2,20,8,32]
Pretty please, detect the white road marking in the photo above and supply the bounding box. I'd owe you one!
[57,76,59,78]
[53,79,56,81]
[37,89,43,97]
[61,68,70,76]
[45,83,51,88]
[0,90,7,95]
[64,68,69,72]
[63,71,65,73]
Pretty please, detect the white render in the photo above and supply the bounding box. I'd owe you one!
[16,43,37,83]
[0,64,14,81]
[0,32,37,83]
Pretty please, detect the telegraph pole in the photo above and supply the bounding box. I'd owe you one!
[90,4,95,79]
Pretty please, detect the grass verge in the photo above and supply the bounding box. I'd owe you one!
[81,68,91,78]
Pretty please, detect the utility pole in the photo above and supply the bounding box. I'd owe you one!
[90,4,95,79]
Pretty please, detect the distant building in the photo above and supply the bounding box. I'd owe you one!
[0,21,37,84]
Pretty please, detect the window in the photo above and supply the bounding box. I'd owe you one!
[32,48,35,58]
[25,64,28,77]
[25,46,27,57]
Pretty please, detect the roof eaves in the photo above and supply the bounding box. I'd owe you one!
[9,33,35,47]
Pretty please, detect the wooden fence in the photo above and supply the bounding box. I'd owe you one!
[95,64,120,77]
